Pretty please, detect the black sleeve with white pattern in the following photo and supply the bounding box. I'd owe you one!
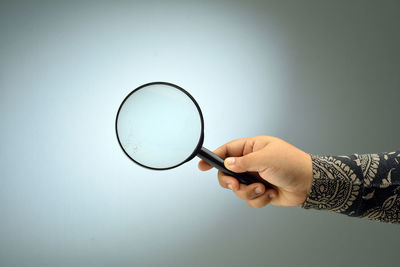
[302,151,400,224]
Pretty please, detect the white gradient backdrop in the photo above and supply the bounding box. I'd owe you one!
[1,1,399,267]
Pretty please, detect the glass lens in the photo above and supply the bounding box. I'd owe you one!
[116,83,203,169]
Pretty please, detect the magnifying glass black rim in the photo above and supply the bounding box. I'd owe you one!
[115,81,205,171]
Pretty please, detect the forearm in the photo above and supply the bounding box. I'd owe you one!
[302,151,400,223]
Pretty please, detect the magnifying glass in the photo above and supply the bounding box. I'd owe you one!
[115,82,269,187]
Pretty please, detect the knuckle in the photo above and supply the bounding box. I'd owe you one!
[245,200,256,208]
[253,202,266,209]
[246,189,260,200]
[247,198,268,209]
[217,178,226,188]
[235,191,247,200]
[218,179,226,188]
[246,192,256,200]
[235,158,244,169]
[246,187,261,200]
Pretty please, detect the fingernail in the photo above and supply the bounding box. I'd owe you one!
[268,192,275,199]
[255,186,262,194]
[226,157,235,165]
[227,183,233,190]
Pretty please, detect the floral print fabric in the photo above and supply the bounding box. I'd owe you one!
[303,152,400,224]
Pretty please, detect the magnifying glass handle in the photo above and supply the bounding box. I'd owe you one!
[197,147,271,188]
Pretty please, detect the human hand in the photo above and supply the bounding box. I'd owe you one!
[198,136,313,208]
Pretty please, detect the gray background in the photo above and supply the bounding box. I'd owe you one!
[1,0,399,266]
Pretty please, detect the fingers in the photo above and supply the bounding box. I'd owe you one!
[197,138,253,171]
[214,136,273,159]
[213,137,252,159]
[217,171,240,190]
[246,189,276,208]
[218,171,276,208]
[198,136,271,172]
[198,159,212,171]
[224,150,270,173]
[235,183,265,200]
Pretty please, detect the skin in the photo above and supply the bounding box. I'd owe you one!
[198,136,314,208]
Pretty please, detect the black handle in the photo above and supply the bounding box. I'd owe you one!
[197,147,271,188]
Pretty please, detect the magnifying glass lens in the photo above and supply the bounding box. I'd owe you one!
[116,83,202,169]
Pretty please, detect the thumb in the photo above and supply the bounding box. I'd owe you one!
[224,150,267,173]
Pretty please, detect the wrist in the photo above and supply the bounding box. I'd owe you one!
[301,153,314,205]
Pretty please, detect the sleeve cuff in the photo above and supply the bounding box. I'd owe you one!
[302,154,363,216]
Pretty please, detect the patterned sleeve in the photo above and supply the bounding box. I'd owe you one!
[302,151,400,223]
